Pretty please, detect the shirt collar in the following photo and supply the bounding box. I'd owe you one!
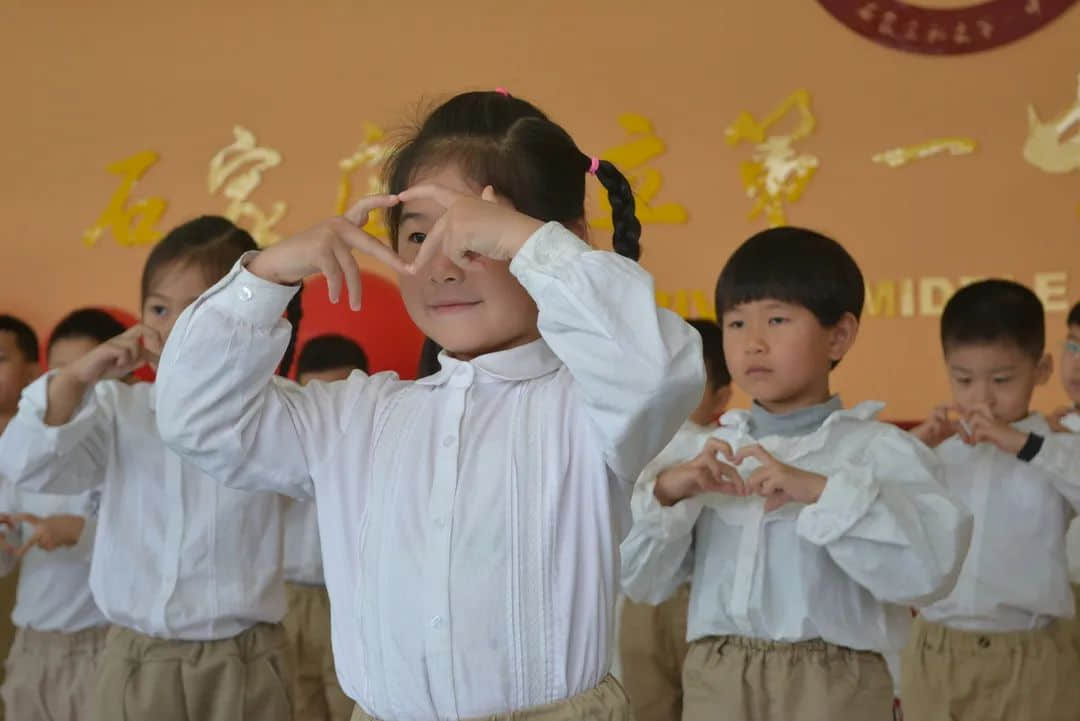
[415,338,562,386]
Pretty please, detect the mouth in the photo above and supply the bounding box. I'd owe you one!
[744,366,773,377]
[428,301,481,314]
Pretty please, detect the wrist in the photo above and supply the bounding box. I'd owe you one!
[1002,428,1029,456]
[245,251,292,286]
[54,367,94,394]
[806,473,828,503]
[1016,432,1044,462]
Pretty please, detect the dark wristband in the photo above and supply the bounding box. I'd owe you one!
[1017,432,1044,462]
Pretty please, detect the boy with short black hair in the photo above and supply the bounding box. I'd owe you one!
[905,280,1080,721]
[618,318,731,721]
[621,227,971,721]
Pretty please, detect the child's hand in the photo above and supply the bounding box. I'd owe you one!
[246,194,408,310]
[1047,406,1075,433]
[733,445,827,512]
[911,405,960,448]
[64,324,162,386]
[0,514,84,558]
[396,184,544,272]
[653,438,745,507]
[957,403,1028,454]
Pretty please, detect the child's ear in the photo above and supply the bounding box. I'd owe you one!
[827,312,860,364]
[1036,353,1054,385]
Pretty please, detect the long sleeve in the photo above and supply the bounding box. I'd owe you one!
[620,429,711,604]
[510,223,705,483]
[797,427,973,607]
[1030,432,1080,510]
[0,374,108,496]
[155,256,400,498]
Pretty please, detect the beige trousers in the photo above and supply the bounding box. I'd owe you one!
[89,622,293,721]
[618,584,690,721]
[901,614,1080,721]
[682,635,895,721]
[284,583,352,721]
[1,625,108,721]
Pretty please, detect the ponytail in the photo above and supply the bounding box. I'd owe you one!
[278,285,304,378]
[590,158,641,261]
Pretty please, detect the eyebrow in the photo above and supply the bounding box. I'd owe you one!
[948,364,1017,374]
[146,293,201,306]
[399,210,431,224]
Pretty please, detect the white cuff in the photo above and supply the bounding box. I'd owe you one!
[509,222,591,280]
[797,465,879,545]
[202,252,300,328]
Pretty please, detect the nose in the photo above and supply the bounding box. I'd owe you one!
[428,251,463,284]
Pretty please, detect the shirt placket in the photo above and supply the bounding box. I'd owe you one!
[152,449,185,634]
[425,364,471,718]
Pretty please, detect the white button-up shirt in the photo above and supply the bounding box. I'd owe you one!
[284,499,324,586]
[154,222,705,720]
[0,483,107,632]
[0,378,287,641]
[921,414,1080,631]
[621,402,972,657]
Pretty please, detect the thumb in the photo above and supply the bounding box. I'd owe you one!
[480,185,497,203]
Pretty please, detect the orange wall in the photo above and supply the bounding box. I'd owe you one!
[1,1,1078,418]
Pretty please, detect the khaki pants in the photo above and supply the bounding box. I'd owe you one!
[683,635,894,721]
[350,675,630,721]
[284,583,352,721]
[901,615,1080,721]
[619,584,690,721]
[90,622,293,721]
[1,625,108,721]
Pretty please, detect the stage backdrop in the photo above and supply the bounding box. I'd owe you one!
[1,0,1078,417]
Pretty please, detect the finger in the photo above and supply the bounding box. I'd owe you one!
[704,438,736,463]
[139,326,165,357]
[331,219,410,275]
[15,531,41,559]
[329,244,363,312]
[480,185,497,203]
[733,444,773,467]
[407,214,449,273]
[342,194,399,226]
[318,245,345,305]
[764,492,790,513]
[745,467,770,496]
[396,183,463,209]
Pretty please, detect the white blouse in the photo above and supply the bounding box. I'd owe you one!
[920,414,1080,631]
[621,403,972,657]
[0,483,107,633]
[0,378,288,640]
[154,222,705,720]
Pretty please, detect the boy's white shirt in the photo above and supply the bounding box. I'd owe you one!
[620,401,972,658]
[153,222,706,721]
[921,414,1080,631]
[0,479,106,632]
[283,497,323,586]
[0,378,288,640]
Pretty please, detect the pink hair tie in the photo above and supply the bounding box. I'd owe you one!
[494,87,510,96]
[587,156,600,175]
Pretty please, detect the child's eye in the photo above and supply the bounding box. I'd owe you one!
[768,317,788,326]
[150,305,168,317]
[726,320,744,330]
[407,232,426,245]
[955,378,972,386]
[993,377,1012,384]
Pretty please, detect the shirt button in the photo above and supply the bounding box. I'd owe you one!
[430,615,443,629]
[442,435,456,448]
[977,636,991,649]
[239,286,254,301]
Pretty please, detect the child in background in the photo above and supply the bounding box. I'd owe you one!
[287,334,369,721]
[155,89,704,721]
[618,318,730,721]
[0,218,294,721]
[621,227,971,721]
[904,280,1080,721]
[0,312,115,721]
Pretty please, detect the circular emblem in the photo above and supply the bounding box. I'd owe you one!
[816,0,1078,54]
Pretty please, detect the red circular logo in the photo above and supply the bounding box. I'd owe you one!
[816,0,1078,54]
